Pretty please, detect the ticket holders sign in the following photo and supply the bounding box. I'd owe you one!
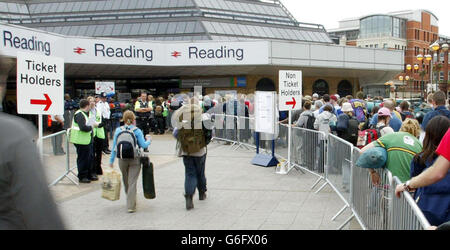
[16,51,64,157]
[277,70,302,174]
[17,51,64,115]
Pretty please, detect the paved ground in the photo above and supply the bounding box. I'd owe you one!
[42,134,360,230]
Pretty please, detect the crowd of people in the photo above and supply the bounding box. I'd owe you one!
[286,90,449,229]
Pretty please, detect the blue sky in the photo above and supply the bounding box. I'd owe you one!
[281,0,450,37]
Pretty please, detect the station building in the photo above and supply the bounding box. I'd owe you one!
[0,0,404,104]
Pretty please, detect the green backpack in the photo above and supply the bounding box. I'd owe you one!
[177,106,206,155]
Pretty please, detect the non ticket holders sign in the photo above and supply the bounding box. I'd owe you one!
[278,70,302,111]
[16,51,64,115]
[277,70,302,174]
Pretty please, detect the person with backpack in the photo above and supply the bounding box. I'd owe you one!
[109,111,151,213]
[295,101,315,129]
[314,104,337,135]
[173,98,212,210]
[337,103,359,146]
[336,102,359,192]
[370,99,403,132]
[357,108,395,149]
[399,101,414,121]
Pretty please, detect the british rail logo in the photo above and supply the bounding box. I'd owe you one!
[73,47,86,54]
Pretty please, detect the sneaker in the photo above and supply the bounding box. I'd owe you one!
[127,209,136,213]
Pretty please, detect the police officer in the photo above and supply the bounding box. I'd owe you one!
[134,92,152,136]
[96,92,111,154]
[70,99,98,183]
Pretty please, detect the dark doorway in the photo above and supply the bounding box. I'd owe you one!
[313,79,329,96]
[256,78,275,91]
[337,80,353,97]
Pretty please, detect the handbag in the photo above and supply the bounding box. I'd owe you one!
[101,170,121,201]
[141,156,156,199]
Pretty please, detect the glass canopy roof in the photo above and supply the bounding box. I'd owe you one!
[0,0,332,43]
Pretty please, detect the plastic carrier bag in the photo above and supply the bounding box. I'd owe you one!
[101,170,121,201]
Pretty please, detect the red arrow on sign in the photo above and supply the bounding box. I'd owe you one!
[30,94,52,111]
[285,97,296,109]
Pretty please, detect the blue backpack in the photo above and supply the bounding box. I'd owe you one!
[350,99,367,123]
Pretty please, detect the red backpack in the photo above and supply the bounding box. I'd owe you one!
[356,126,384,149]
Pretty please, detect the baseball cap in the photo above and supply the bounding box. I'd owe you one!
[330,95,338,102]
[378,107,391,117]
[356,147,387,169]
[342,102,353,112]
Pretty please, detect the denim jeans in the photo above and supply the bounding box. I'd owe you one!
[183,155,207,196]
[110,119,121,139]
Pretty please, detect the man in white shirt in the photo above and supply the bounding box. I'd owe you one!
[96,92,111,154]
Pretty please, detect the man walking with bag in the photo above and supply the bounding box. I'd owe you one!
[172,98,212,210]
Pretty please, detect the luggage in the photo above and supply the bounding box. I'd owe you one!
[141,156,156,199]
[101,170,121,201]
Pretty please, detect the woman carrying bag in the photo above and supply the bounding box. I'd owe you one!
[109,111,151,213]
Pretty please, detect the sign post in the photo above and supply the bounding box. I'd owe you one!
[277,70,302,174]
[252,91,279,167]
[16,52,64,158]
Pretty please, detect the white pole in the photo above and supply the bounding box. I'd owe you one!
[38,114,44,159]
[287,109,292,172]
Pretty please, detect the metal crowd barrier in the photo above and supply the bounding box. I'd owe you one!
[289,127,326,184]
[39,129,78,187]
[210,115,431,230]
[390,176,431,230]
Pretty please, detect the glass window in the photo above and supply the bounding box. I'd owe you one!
[60,26,71,36]
[112,0,122,9]
[120,0,130,9]
[129,23,141,35]
[127,0,138,9]
[136,0,145,9]
[67,26,80,36]
[72,2,82,12]
[212,22,225,34]
[102,24,114,36]
[175,22,187,33]
[153,0,163,8]
[101,0,113,10]
[53,26,63,34]
[166,22,177,34]
[63,2,75,12]
[202,22,215,33]
[7,3,18,13]
[76,25,88,36]
[55,2,67,12]
[138,23,149,35]
[160,0,170,8]
[185,22,195,33]
[111,24,124,36]
[148,23,159,34]
[121,24,133,35]
[156,22,168,34]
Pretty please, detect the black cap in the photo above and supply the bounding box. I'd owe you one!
[100,92,107,98]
